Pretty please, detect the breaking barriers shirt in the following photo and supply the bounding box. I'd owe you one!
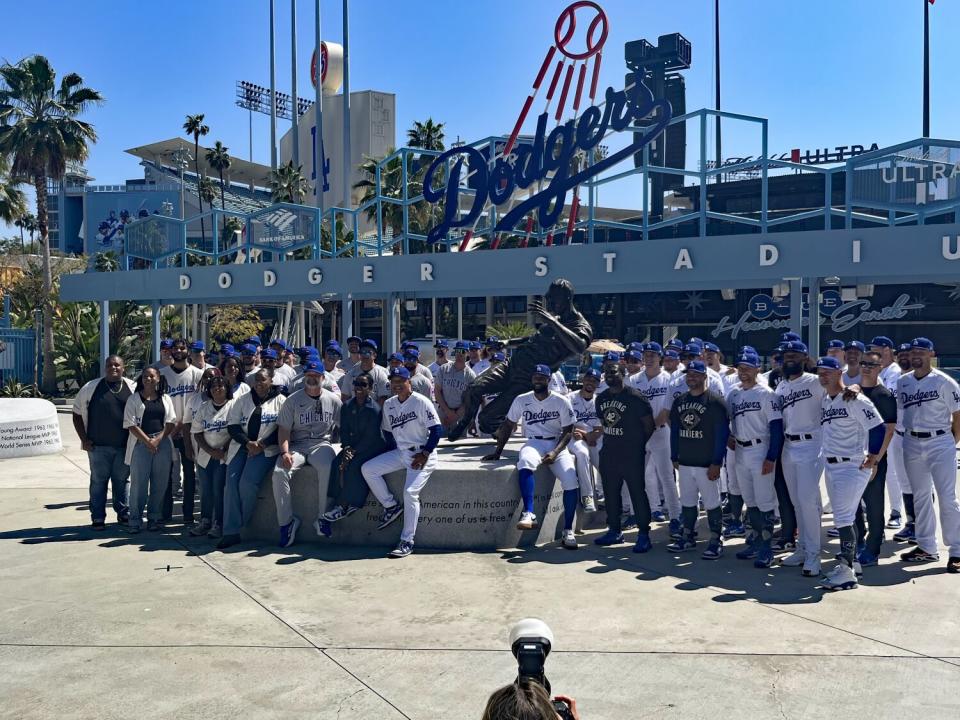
[595,387,653,457]
[670,390,729,468]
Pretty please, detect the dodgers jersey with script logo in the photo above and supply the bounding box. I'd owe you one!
[896,367,960,431]
[381,392,441,448]
[727,383,781,442]
[629,369,672,417]
[507,391,575,439]
[776,373,826,435]
[820,392,883,457]
[161,364,203,421]
[569,391,600,430]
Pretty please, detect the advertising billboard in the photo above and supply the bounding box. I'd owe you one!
[84,189,180,256]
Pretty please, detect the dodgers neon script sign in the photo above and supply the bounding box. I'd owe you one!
[422,2,672,246]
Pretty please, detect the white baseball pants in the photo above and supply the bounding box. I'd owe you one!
[723,446,739,494]
[362,448,438,544]
[272,444,336,527]
[569,437,602,498]
[645,426,681,518]
[824,458,871,527]
[782,437,825,558]
[903,433,960,556]
[735,444,777,512]
[886,433,908,513]
[518,440,579,490]
[678,465,721,510]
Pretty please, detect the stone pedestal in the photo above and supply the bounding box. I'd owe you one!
[0,399,62,459]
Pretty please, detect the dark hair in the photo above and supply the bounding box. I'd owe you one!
[548,277,575,300]
[104,354,124,367]
[254,367,275,381]
[481,681,556,720]
[172,338,188,350]
[864,350,883,363]
[205,375,234,401]
[135,367,168,396]
[219,355,242,378]
[352,371,373,391]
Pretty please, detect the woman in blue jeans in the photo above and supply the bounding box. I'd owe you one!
[122,367,176,533]
[190,371,234,538]
[218,368,286,549]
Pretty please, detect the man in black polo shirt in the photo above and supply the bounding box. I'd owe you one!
[855,351,897,567]
[593,355,656,553]
[72,355,136,529]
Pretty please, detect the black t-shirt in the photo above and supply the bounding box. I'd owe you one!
[87,379,132,447]
[862,384,897,424]
[669,390,729,468]
[140,397,167,436]
[595,387,653,457]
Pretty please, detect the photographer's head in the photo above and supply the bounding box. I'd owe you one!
[481,681,557,720]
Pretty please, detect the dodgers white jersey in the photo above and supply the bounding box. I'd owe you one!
[727,383,781,442]
[569,391,600,431]
[549,371,568,395]
[629,369,672,417]
[820,392,883,457]
[776,373,826,435]
[381,392,441,448]
[896,368,960,432]
[507,391,575,440]
[879,362,902,392]
[160,364,203,422]
[190,398,234,468]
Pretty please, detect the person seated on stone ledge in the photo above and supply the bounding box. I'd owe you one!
[320,372,387,533]
[272,360,342,549]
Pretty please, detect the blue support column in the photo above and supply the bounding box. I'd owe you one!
[340,296,353,343]
[386,294,400,352]
[99,301,109,367]
[789,278,803,336]
[807,277,821,356]
[151,301,161,363]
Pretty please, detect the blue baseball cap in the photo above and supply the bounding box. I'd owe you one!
[582,368,602,381]
[627,341,644,352]
[260,348,278,360]
[160,339,174,349]
[689,337,704,345]
[685,360,707,375]
[644,341,663,355]
[189,341,205,352]
[302,360,324,375]
[817,356,842,370]
[324,343,343,357]
[624,349,642,362]
[221,349,238,359]
[666,339,683,351]
[869,336,895,349]
[911,337,935,351]
[239,343,257,355]
[360,338,378,352]
[703,342,720,353]
[270,338,287,350]
[492,352,505,362]
[897,342,912,353]
[603,351,621,363]
[469,341,482,351]
[739,345,757,355]
[303,351,320,362]
[664,349,680,360]
[453,341,469,351]
[826,339,845,350]
[403,348,421,360]
[485,336,502,347]
[683,343,703,355]
[388,366,410,379]
[220,343,234,352]
[844,340,866,352]
[781,340,808,354]
[347,335,362,345]
[533,364,552,377]
[434,339,449,349]
[735,353,760,369]
[246,335,262,347]
[387,352,404,363]
[780,332,802,343]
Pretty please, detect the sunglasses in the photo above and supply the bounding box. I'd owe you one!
[860,362,881,368]
[454,349,467,354]
[352,381,370,388]
[359,349,374,356]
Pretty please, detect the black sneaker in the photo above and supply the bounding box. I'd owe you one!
[947,557,960,574]
[901,547,939,563]
[388,540,414,558]
[91,520,106,531]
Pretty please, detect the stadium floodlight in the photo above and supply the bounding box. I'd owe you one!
[236,80,311,120]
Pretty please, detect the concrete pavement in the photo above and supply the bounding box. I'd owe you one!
[0,414,958,719]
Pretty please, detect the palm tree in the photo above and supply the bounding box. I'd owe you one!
[1,157,27,236]
[406,118,446,151]
[22,212,37,244]
[269,160,308,204]
[0,55,102,393]
[205,141,231,210]
[198,177,217,214]
[183,113,209,242]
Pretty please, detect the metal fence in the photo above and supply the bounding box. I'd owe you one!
[0,327,37,387]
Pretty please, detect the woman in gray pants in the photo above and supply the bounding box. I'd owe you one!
[123,367,176,533]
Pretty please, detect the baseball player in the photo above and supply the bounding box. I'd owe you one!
[726,352,783,568]
[662,348,682,379]
[341,339,390,404]
[482,365,581,550]
[468,341,490,374]
[816,357,885,590]
[429,339,449,375]
[866,336,905,529]
[361,367,443,558]
[668,360,730,559]
[401,349,434,399]
[272,361,342,548]
[593,361,656,551]
[339,336,362,376]
[435,341,477,430]
[842,341,865,386]
[630,342,683,539]
[825,339,846,366]
[568,368,603,512]
[897,338,960,572]
[891,342,916,538]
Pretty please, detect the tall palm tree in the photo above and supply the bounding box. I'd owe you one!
[406,118,446,151]
[1,156,27,233]
[198,177,217,213]
[205,141,231,210]
[183,113,209,242]
[22,212,37,244]
[269,160,308,204]
[0,55,102,393]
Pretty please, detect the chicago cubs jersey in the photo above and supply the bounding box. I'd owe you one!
[569,391,600,431]
[507,391,575,440]
[776,373,826,435]
[727,383,781,442]
[381,392,441,448]
[435,362,477,409]
[277,388,342,452]
[820,392,883,457]
[341,363,391,401]
[629,369,672,418]
[896,368,960,431]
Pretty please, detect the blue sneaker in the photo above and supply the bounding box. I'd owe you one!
[668,518,683,539]
[621,514,638,532]
[633,534,653,553]
[754,547,775,568]
[594,530,625,546]
[892,523,915,542]
[857,548,879,567]
[279,516,301,548]
[388,540,414,558]
[702,540,723,560]
[667,537,697,553]
[722,522,746,539]
[735,541,759,560]
[651,510,666,523]
[378,503,404,530]
[313,517,332,538]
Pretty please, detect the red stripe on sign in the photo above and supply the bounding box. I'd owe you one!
[573,63,587,111]
[458,230,474,253]
[533,46,557,91]
[546,59,565,101]
[589,53,603,100]
[565,193,580,239]
[504,94,535,156]
[545,232,554,246]
[555,64,575,120]
[790,148,800,163]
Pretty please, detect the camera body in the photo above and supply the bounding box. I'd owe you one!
[510,618,573,718]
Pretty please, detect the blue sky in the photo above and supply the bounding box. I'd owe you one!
[3,0,958,231]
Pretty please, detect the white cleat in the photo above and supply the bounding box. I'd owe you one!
[802,555,821,577]
[781,549,806,567]
[821,563,858,591]
[517,512,538,530]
